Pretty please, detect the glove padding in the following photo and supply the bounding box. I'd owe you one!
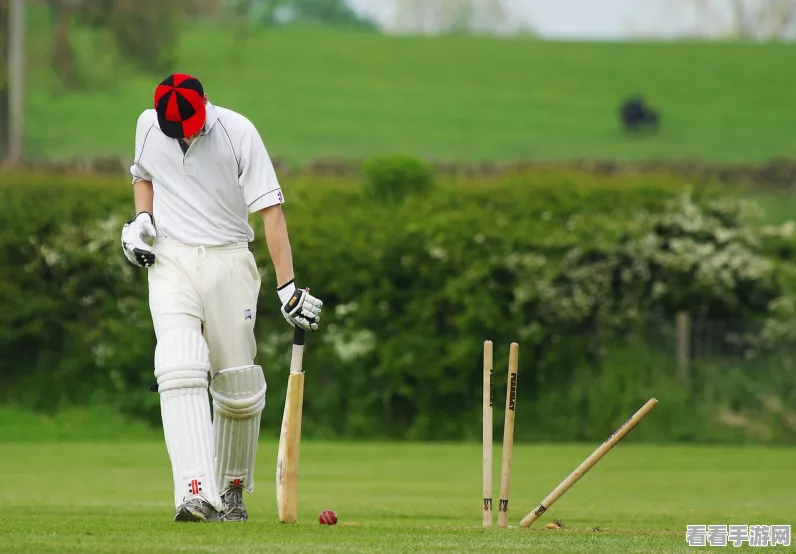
[277,281,323,332]
[121,212,157,268]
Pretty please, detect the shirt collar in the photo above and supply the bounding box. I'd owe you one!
[202,101,219,135]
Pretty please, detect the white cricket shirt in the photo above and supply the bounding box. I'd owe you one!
[129,101,284,246]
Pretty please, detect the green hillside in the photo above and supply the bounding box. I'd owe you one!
[23,14,796,164]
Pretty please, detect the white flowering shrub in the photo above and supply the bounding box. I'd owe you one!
[3,169,796,441]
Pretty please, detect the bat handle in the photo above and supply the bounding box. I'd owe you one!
[293,327,305,346]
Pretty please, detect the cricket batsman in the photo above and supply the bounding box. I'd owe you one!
[120,73,323,523]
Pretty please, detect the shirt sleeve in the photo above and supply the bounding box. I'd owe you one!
[239,121,284,213]
[130,112,154,185]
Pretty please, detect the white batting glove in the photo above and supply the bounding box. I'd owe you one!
[121,212,157,268]
[277,280,323,332]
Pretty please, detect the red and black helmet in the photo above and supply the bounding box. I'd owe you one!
[154,73,206,139]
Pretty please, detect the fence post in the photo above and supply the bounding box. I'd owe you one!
[676,311,691,383]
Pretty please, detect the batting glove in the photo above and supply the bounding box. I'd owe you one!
[121,211,157,268]
[278,280,323,332]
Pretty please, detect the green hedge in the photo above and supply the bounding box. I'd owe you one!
[2,166,795,443]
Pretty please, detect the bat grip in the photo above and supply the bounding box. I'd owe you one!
[293,327,305,346]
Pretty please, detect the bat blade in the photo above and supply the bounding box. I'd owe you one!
[276,328,306,523]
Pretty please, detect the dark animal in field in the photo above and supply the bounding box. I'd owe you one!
[620,97,660,134]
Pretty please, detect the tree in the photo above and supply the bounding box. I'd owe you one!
[185,0,225,18]
[43,0,183,89]
[222,0,376,29]
[221,0,376,64]
[46,0,78,89]
[0,0,8,159]
[679,0,796,40]
[390,0,530,36]
[106,0,182,75]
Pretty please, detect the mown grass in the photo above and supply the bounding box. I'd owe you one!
[22,6,796,165]
[743,187,796,225]
[0,439,793,552]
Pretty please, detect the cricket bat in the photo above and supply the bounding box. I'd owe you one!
[276,326,306,523]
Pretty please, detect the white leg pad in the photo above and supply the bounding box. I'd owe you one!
[155,327,222,511]
[210,364,267,494]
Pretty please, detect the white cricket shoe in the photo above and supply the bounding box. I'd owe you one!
[174,496,221,523]
[220,486,248,522]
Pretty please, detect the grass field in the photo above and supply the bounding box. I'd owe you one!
[23,8,796,164]
[1,440,794,552]
[744,188,796,225]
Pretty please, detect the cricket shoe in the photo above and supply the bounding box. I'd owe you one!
[220,486,248,522]
[174,496,221,523]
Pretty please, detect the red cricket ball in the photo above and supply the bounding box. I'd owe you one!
[319,509,338,525]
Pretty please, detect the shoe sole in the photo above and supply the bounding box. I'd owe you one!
[174,505,220,523]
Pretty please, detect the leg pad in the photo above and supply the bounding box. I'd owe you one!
[155,327,222,511]
[210,365,266,493]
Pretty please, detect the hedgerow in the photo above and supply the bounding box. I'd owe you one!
[2,164,795,442]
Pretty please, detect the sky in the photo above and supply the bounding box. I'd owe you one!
[345,0,793,40]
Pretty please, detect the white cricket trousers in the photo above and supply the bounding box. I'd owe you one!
[148,237,261,373]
